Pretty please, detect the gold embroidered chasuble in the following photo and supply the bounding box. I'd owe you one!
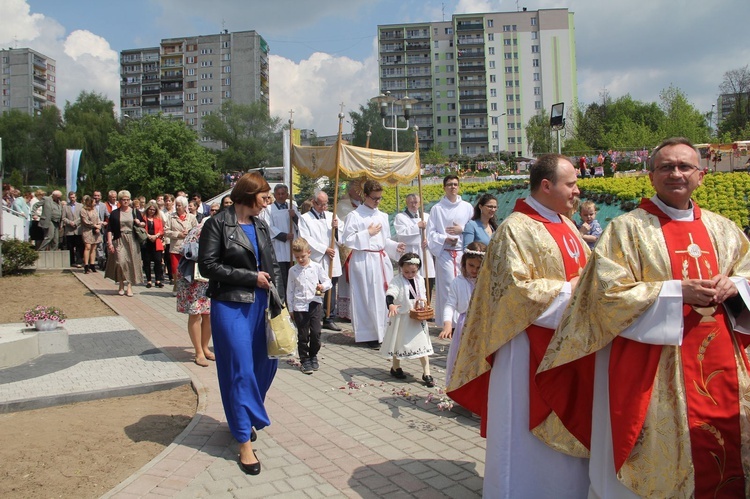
[447,206,590,456]
[538,204,750,497]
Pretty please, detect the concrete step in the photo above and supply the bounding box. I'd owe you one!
[0,323,69,369]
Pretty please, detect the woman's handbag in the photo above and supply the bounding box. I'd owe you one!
[266,283,297,358]
[133,226,149,245]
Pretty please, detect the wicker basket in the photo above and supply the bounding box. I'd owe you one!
[409,306,434,321]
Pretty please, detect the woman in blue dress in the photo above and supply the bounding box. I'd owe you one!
[462,193,498,246]
[198,172,284,476]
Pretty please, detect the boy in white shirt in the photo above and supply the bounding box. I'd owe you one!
[287,237,332,375]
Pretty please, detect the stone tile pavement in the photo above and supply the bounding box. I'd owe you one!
[41,271,487,497]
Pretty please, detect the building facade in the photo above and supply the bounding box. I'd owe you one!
[378,8,577,157]
[120,30,269,149]
[0,48,57,116]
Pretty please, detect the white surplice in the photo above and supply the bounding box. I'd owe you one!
[426,196,473,318]
[393,210,435,278]
[342,204,400,342]
[298,209,342,278]
[262,201,299,263]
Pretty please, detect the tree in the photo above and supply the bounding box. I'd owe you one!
[0,110,37,184]
[58,91,118,192]
[422,143,447,165]
[658,85,710,143]
[525,109,554,155]
[716,66,750,140]
[104,115,221,199]
[349,101,414,152]
[202,101,283,171]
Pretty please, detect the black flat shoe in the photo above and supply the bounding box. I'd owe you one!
[145,282,152,288]
[251,428,257,442]
[422,374,435,388]
[390,367,407,379]
[239,451,261,475]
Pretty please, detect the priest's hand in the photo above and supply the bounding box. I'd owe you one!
[325,247,336,259]
[709,274,738,305]
[438,321,453,339]
[396,242,406,253]
[368,223,382,236]
[681,279,717,306]
[446,223,463,236]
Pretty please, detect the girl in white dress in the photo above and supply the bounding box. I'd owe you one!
[380,253,435,387]
[439,241,486,386]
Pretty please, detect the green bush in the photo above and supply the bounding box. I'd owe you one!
[1,238,39,275]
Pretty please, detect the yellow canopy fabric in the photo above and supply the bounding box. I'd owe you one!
[292,143,419,184]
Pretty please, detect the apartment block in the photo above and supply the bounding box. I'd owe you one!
[378,8,577,157]
[120,30,269,149]
[0,48,57,116]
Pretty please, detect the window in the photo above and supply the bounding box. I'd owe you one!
[516,107,521,114]
[435,53,440,61]
[187,106,195,113]
[512,25,517,31]
[487,33,494,41]
[434,65,440,73]
[514,66,519,73]
[531,31,538,40]
[447,90,455,97]
[508,123,515,129]
[186,93,196,101]
[200,85,213,92]
[503,25,511,32]
[200,97,214,104]
[491,102,498,111]
[488,47,495,55]
[447,116,456,123]
[187,56,196,64]
[506,95,514,102]
[508,137,515,144]
[531,17,538,26]
[221,41,230,48]
[200,73,213,79]
[506,81,513,88]
[435,78,441,86]
[504,39,511,46]
[504,53,512,60]
[449,141,457,149]
[488,61,495,69]
[487,19,494,27]
[448,128,456,135]
[200,48,213,55]
[535,100,542,109]
[533,72,540,81]
[514,52,518,59]
[201,60,212,67]
[515,80,520,86]
[434,41,439,48]
[437,129,443,136]
[187,44,197,51]
[505,66,513,74]
[508,108,515,115]
[446,77,455,84]
[515,94,520,101]
[533,59,540,67]
[489,74,496,82]
[446,52,454,59]
[436,116,442,124]
[434,28,438,35]
[532,45,540,53]
[447,103,456,110]
[445,27,453,34]
[446,65,454,72]
[435,91,441,98]
[222,53,231,61]
[225,91,231,98]
[224,78,231,85]
[534,87,541,95]
[223,66,231,73]
[436,103,442,111]
[490,88,497,97]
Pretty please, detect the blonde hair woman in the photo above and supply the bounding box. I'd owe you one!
[104,190,145,296]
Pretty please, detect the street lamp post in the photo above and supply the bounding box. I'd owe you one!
[370,91,418,210]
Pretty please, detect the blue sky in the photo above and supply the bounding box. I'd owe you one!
[5,0,749,138]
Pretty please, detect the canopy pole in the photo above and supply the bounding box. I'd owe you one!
[413,127,431,308]
[288,110,295,258]
[327,112,345,317]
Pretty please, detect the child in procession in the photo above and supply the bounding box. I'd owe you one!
[380,252,435,387]
[439,241,486,385]
[287,237,332,375]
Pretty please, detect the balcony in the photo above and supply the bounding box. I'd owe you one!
[380,31,405,41]
[142,87,160,95]
[161,70,183,81]
[33,75,46,88]
[462,136,489,143]
[458,64,485,73]
[161,82,183,92]
[456,22,484,31]
[459,79,486,87]
[143,64,159,73]
[161,99,184,107]
[458,49,484,59]
[460,122,488,130]
[406,56,430,65]
[456,38,485,45]
[142,98,160,107]
[381,71,405,78]
[459,91,486,100]
[33,57,47,69]
[460,106,488,114]
[380,45,404,53]
[405,42,430,51]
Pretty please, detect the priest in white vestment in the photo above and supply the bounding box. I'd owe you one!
[262,184,299,296]
[448,155,591,498]
[335,180,363,320]
[427,176,473,319]
[342,180,405,347]
[299,190,343,331]
[394,193,435,284]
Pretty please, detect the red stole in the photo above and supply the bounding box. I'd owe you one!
[609,199,747,497]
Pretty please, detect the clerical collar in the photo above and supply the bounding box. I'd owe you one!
[650,195,694,221]
[525,195,561,223]
[311,209,324,219]
[275,201,288,209]
[404,208,418,219]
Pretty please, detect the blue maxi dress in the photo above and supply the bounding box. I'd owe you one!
[210,223,278,443]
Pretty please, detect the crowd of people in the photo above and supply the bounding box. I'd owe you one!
[6,136,750,494]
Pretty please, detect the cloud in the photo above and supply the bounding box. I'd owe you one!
[269,49,379,136]
[0,0,120,109]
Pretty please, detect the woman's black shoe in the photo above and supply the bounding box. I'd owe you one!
[83,265,90,274]
[422,374,435,388]
[390,367,407,379]
[251,428,257,442]
[239,451,261,475]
